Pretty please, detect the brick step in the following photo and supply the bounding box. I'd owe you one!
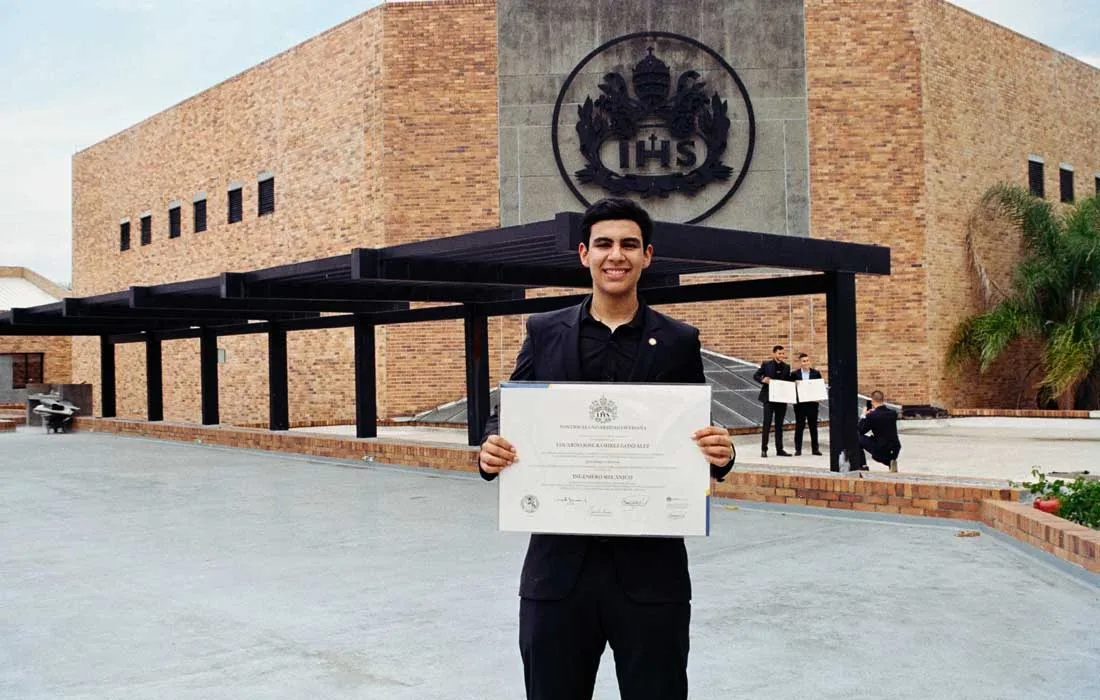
[0,411,27,425]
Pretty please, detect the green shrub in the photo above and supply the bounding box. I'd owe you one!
[1015,468,1100,529]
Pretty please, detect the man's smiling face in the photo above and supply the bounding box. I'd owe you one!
[578,219,653,299]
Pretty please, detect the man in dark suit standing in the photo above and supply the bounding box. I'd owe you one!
[793,352,823,456]
[478,197,734,700]
[858,390,901,472]
[753,344,792,458]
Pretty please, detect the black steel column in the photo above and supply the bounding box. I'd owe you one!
[353,315,377,439]
[268,326,289,431]
[199,328,219,425]
[100,334,116,418]
[464,305,490,447]
[145,336,163,421]
[825,272,859,471]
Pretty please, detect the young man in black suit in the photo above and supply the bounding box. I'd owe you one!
[793,352,823,456]
[858,390,901,472]
[478,197,734,700]
[753,344,792,458]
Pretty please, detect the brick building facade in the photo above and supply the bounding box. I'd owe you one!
[70,0,1100,425]
[0,267,72,401]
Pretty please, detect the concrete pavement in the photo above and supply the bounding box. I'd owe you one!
[1,428,1098,699]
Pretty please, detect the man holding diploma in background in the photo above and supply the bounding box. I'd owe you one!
[478,197,734,700]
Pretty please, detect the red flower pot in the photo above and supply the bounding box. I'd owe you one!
[1033,497,1062,515]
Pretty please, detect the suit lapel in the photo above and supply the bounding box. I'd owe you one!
[627,306,664,382]
[558,301,584,382]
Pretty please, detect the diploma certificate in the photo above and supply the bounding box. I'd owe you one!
[767,379,797,404]
[498,382,712,537]
[796,378,828,402]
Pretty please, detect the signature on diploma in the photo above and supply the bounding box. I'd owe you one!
[588,506,613,517]
[621,496,649,508]
[555,496,587,507]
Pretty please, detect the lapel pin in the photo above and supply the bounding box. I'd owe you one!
[648,337,657,346]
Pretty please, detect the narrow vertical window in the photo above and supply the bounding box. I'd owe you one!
[1060,165,1074,203]
[194,196,207,233]
[168,204,181,238]
[1094,174,1099,196]
[120,220,131,251]
[140,213,152,245]
[258,174,275,216]
[227,187,243,223]
[1027,158,1044,198]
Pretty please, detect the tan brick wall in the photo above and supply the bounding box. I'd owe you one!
[70,1,500,422]
[377,1,500,416]
[0,335,72,385]
[67,0,1100,425]
[803,0,931,405]
[917,0,1100,408]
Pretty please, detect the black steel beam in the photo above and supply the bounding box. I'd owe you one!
[825,272,860,471]
[559,212,891,275]
[65,297,301,323]
[268,326,289,431]
[131,287,409,315]
[199,329,219,425]
[642,274,831,305]
[353,315,377,439]
[107,274,832,345]
[464,305,490,447]
[235,280,522,304]
[100,335,116,419]
[0,325,107,337]
[146,337,163,422]
[367,218,566,263]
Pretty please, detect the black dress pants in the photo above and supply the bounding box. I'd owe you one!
[858,434,901,466]
[761,401,787,452]
[518,542,690,700]
[794,402,819,453]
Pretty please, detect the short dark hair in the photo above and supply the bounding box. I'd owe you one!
[580,197,653,247]
[871,390,885,402]
[772,345,784,353]
[798,352,809,359]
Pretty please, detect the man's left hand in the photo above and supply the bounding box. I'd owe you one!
[692,426,734,467]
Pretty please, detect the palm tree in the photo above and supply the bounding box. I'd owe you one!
[947,184,1100,409]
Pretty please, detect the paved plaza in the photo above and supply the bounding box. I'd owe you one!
[2,428,1098,699]
[305,415,1100,484]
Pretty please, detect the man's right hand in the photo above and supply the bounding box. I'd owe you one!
[479,434,517,474]
[762,377,771,384]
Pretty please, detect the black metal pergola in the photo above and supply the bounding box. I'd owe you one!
[0,213,889,470]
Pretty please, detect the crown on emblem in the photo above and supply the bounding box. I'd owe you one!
[632,47,671,111]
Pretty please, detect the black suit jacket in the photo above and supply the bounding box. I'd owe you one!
[481,299,732,603]
[752,358,791,402]
[859,405,900,449]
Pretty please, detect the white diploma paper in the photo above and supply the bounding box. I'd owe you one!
[498,382,712,537]
[767,379,797,404]
[796,378,828,402]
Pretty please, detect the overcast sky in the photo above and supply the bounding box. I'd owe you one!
[0,0,1097,286]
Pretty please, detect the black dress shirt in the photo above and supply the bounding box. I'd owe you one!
[578,301,646,382]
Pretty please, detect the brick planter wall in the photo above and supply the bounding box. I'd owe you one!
[0,420,15,433]
[73,417,478,472]
[712,471,1019,520]
[949,408,1093,419]
[981,500,1100,573]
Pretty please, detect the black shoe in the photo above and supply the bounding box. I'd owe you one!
[812,450,823,456]
[761,450,768,458]
[794,450,802,456]
[776,450,792,457]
